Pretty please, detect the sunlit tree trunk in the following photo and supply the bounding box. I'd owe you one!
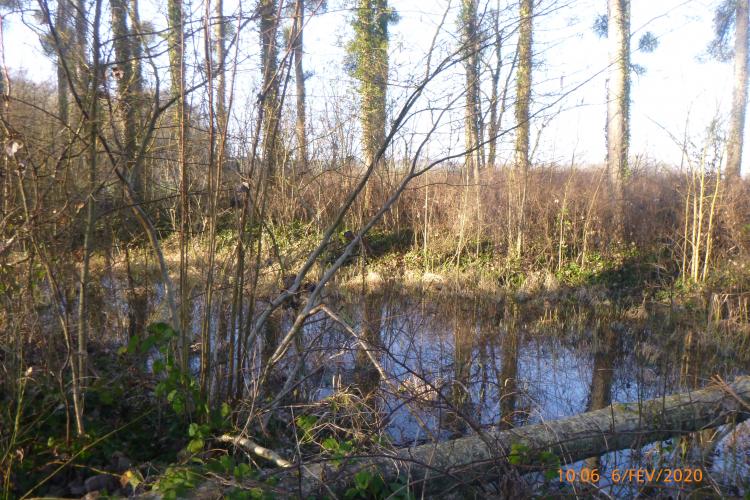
[214,0,226,154]
[74,0,88,90]
[55,0,70,126]
[260,0,280,180]
[111,0,141,196]
[168,0,190,370]
[727,0,748,179]
[606,0,630,241]
[461,0,481,181]
[487,7,502,169]
[128,0,144,97]
[350,0,393,215]
[513,0,533,258]
[75,0,103,437]
[292,0,307,172]
[459,0,483,258]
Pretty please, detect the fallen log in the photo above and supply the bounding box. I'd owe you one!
[141,376,750,498]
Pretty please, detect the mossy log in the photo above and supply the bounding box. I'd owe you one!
[289,376,750,497]
[143,376,750,498]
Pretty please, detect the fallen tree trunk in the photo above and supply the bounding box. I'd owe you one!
[287,375,750,497]
[141,376,750,498]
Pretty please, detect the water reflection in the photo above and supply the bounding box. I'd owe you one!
[354,288,383,396]
[499,301,519,430]
[584,319,618,470]
[307,290,749,450]
[93,275,750,488]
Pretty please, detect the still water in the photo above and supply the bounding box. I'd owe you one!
[100,276,750,495]
[296,287,750,495]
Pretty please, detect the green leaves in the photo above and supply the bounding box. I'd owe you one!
[186,438,204,453]
[124,322,177,356]
[508,444,560,480]
[221,402,232,418]
[185,422,212,454]
[155,466,200,500]
[344,468,413,499]
[508,443,530,466]
[295,414,318,444]
[322,437,354,466]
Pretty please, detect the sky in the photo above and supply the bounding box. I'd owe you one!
[1,0,744,173]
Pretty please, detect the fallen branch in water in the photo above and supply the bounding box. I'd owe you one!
[140,376,750,498]
[284,375,750,497]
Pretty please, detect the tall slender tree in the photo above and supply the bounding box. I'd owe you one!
[215,0,226,151]
[129,0,144,93]
[461,0,481,181]
[347,0,397,214]
[728,0,748,178]
[75,0,103,436]
[260,0,280,179]
[110,0,141,196]
[513,0,533,257]
[292,0,307,172]
[55,0,70,126]
[74,0,88,89]
[606,0,630,239]
[167,0,190,368]
[487,6,502,169]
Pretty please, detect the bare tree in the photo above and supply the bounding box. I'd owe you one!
[292,0,307,172]
[728,0,748,178]
[111,0,141,195]
[606,0,630,239]
[461,0,482,181]
[512,0,533,257]
[55,0,70,125]
[260,0,281,179]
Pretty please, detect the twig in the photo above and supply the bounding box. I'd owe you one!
[216,434,294,468]
[712,374,750,412]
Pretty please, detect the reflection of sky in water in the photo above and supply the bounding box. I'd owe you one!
[97,275,749,495]
[300,292,749,494]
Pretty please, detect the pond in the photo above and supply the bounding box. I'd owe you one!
[96,275,750,496]
[292,286,750,495]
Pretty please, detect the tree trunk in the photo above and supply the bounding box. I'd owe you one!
[167,0,190,370]
[74,0,103,438]
[136,376,750,499]
[74,0,88,90]
[727,0,748,179]
[291,376,750,497]
[260,0,280,181]
[351,0,392,216]
[606,0,630,240]
[461,0,481,181]
[55,0,70,126]
[487,7,502,169]
[128,0,144,98]
[513,0,533,258]
[292,0,307,173]
[214,0,226,155]
[111,0,141,196]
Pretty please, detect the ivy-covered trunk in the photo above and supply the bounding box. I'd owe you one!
[512,0,533,258]
[606,0,630,240]
[349,0,395,216]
